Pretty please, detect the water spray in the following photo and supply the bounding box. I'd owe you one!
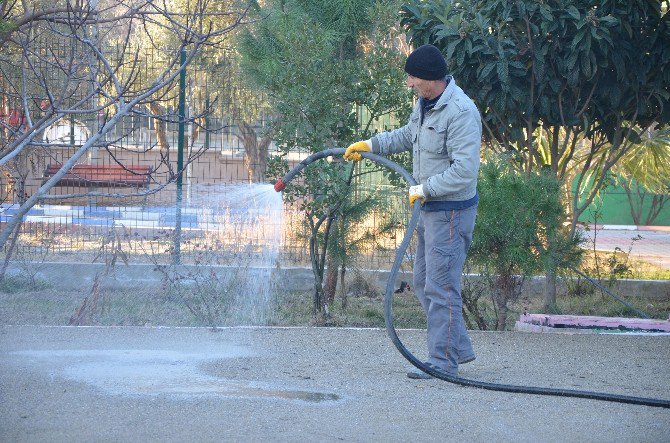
[275,147,670,409]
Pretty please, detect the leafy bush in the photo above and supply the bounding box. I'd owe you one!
[468,159,582,329]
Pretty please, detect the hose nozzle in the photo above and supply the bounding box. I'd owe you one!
[274,179,286,192]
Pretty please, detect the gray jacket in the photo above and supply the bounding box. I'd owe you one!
[371,77,482,202]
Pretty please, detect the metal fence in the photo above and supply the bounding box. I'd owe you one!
[0,43,409,276]
[1,40,667,291]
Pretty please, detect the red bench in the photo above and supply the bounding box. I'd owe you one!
[43,164,152,189]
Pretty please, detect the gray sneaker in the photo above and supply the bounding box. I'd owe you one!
[406,362,455,379]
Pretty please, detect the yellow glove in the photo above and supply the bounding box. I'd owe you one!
[343,140,371,161]
[408,184,425,206]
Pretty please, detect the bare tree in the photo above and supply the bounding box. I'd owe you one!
[237,119,272,183]
[0,0,251,254]
[207,52,274,183]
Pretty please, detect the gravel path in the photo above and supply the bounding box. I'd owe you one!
[1,325,668,442]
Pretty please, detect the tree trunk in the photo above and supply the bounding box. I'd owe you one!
[543,269,557,312]
[339,266,347,310]
[0,156,31,282]
[149,103,170,151]
[323,253,339,308]
[309,237,324,316]
[646,195,669,225]
[0,223,21,281]
[493,274,524,330]
[542,228,560,312]
[621,180,642,225]
[494,291,508,331]
[238,121,271,183]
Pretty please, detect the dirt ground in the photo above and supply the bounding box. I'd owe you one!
[1,325,668,442]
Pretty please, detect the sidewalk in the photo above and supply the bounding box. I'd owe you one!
[579,225,670,270]
[1,325,668,442]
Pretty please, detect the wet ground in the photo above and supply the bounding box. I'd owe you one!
[1,325,668,442]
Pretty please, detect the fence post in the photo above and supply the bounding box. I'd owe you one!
[204,95,210,150]
[70,114,75,146]
[173,48,187,265]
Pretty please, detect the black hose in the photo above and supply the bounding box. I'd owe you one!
[570,266,650,319]
[276,147,670,409]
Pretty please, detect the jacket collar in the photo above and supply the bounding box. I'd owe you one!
[433,76,455,110]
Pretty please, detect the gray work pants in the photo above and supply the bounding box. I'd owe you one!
[413,205,477,375]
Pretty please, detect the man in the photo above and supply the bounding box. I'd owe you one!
[344,44,482,379]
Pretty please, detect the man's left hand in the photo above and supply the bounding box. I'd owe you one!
[408,184,425,205]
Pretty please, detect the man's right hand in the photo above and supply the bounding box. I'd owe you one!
[343,140,371,162]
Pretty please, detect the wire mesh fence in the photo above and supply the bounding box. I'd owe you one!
[0,42,410,276]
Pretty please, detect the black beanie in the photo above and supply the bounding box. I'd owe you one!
[404,44,448,80]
